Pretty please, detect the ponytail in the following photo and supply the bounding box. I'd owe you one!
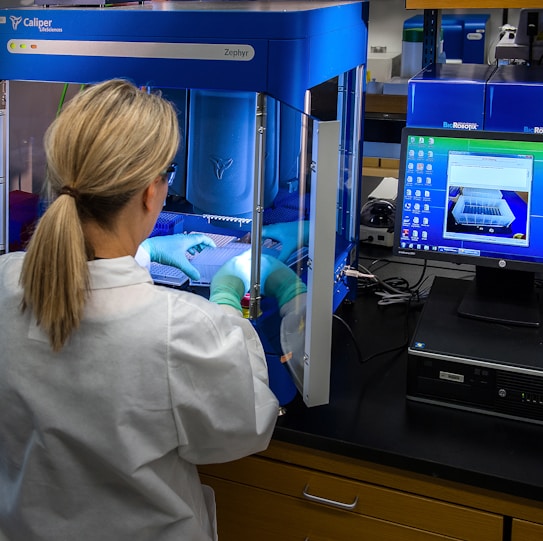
[18,78,180,352]
[20,193,89,352]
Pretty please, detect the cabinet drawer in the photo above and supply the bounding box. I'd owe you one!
[200,456,502,541]
[201,474,462,541]
[512,518,543,540]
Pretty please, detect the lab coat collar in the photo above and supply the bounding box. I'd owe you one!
[88,256,154,290]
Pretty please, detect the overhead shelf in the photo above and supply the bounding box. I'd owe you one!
[365,94,407,115]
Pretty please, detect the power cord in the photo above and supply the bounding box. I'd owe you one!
[332,301,411,365]
[344,259,429,306]
[332,313,365,364]
[336,258,474,365]
[335,260,425,364]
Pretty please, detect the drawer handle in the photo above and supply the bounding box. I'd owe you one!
[302,484,359,511]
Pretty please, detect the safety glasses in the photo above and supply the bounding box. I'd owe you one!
[161,162,178,186]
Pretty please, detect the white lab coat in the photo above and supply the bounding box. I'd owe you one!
[0,252,279,541]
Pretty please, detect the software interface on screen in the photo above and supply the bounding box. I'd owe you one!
[397,130,543,267]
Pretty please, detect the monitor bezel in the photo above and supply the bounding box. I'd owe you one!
[393,127,543,274]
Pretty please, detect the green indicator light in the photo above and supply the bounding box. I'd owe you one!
[20,43,26,49]
[9,43,15,49]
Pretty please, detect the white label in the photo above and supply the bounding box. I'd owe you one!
[7,40,255,61]
[439,371,465,383]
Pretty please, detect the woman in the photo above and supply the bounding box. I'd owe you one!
[0,79,279,541]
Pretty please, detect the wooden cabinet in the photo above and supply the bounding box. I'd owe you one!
[512,519,543,541]
[202,476,464,540]
[199,440,543,541]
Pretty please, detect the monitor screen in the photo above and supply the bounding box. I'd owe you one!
[394,127,543,327]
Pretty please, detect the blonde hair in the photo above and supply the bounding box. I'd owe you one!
[20,79,180,352]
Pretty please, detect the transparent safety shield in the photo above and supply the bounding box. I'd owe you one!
[160,89,320,406]
[3,74,362,408]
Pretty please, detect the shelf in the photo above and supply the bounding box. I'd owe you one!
[363,95,404,178]
[365,94,407,115]
[362,157,400,178]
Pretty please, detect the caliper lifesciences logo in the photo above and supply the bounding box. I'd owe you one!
[9,15,63,33]
[9,16,22,30]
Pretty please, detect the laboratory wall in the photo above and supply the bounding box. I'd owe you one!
[367,0,521,65]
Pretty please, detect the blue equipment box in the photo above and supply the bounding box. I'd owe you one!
[0,1,369,408]
[485,65,543,134]
[0,1,368,111]
[407,63,497,130]
[403,14,489,64]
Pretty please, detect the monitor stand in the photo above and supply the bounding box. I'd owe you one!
[457,266,541,328]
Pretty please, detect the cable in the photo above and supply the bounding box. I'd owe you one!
[56,83,69,117]
[359,335,409,364]
[408,259,428,290]
[366,257,428,291]
[347,265,419,306]
[374,291,411,306]
[332,314,365,364]
[333,300,411,365]
[336,258,434,365]
[356,261,418,305]
[56,83,87,117]
[343,268,376,280]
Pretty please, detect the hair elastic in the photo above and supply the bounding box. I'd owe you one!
[59,186,80,201]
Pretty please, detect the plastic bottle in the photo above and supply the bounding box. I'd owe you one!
[400,28,424,78]
[241,293,251,319]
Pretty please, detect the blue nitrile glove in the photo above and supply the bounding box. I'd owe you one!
[141,233,216,281]
[209,250,252,311]
[261,254,307,308]
[262,221,309,262]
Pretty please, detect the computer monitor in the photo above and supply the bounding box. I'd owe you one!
[394,127,543,327]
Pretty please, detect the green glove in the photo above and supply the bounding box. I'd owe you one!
[141,233,216,281]
[262,221,309,262]
[210,252,307,311]
[209,250,252,311]
[261,254,307,308]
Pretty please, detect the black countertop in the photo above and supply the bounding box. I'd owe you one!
[273,255,543,503]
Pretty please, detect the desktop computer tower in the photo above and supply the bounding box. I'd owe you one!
[407,277,543,425]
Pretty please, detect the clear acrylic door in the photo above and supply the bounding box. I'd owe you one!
[4,75,363,408]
